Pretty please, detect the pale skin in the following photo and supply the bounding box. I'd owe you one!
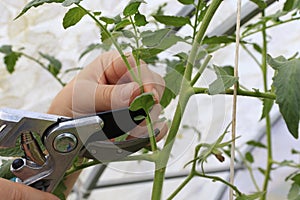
[0,51,167,199]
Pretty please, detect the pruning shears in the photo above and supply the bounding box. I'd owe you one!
[0,107,157,192]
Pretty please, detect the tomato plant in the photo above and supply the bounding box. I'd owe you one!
[0,0,300,199]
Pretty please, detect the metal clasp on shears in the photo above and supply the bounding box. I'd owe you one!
[0,107,157,192]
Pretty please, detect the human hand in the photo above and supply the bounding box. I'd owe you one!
[48,51,167,139]
[0,178,59,200]
[47,51,168,196]
[48,51,164,115]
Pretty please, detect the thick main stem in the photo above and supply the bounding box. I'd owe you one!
[150,0,223,199]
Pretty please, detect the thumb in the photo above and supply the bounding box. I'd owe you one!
[95,82,140,111]
[0,178,59,200]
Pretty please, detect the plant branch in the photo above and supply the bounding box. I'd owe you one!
[241,43,262,69]
[236,149,260,191]
[167,173,194,200]
[146,112,158,151]
[129,15,143,90]
[65,153,155,177]
[190,54,212,86]
[193,171,242,196]
[184,0,223,81]
[21,52,65,86]
[76,4,141,86]
[243,17,300,38]
[193,87,276,100]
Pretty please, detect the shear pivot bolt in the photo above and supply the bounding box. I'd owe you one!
[53,133,78,153]
[12,158,24,170]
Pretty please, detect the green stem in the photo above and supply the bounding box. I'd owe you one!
[167,174,194,200]
[193,87,276,100]
[146,111,157,151]
[193,171,242,196]
[192,1,200,41]
[260,10,273,200]
[65,154,156,177]
[272,160,300,168]
[243,17,300,38]
[185,0,223,81]
[21,52,65,86]
[151,97,189,200]
[76,4,140,85]
[151,1,223,198]
[241,43,262,69]
[190,54,212,86]
[129,15,143,90]
[166,144,201,199]
[236,149,260,191]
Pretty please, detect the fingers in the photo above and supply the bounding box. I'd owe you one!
[94,82,141,111]
[0,178,59,200]
[86,51,165,101]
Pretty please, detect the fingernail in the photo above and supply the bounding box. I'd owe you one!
[152,88,159,103]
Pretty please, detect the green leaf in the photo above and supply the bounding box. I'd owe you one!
[283,0,300,11]
[260,99,274,120]
[123,0,145,17]
[292,174,300,184]
[4,52,21,73]
[62,0,82,7]
[236,192,265,200]
[141,29,170,47]
[288,182,300,200]
[250,0,267,9]
[284,0,294,11]
[178,0,194,5]
[100,16,115,24]
[292,149,300,154]
[62,7,86,29]
[16,0,64,19]
[160,62,185,108]
[208,65,238,95]
[202,35,235,45]
[267,55,300,138]
[0,45,22,73]
[245,152,254,163]
[141,29,168,47]
[0,45,13,54]
[153,15,190,27]
[0,160,15,179]
[129,93,155,113]
[252,43,262,54]
[134,13,148,26]
[141,29,183,48]
[39,52,62,76]
[79,43,101,59]
[246,140,267,149]
[258,167,267,177]
[53,180,67,200]
[114,19,131,30]
[122,30,135,38]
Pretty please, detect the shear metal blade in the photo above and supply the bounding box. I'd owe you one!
[0,108,61,148]
[0,107,61,122]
